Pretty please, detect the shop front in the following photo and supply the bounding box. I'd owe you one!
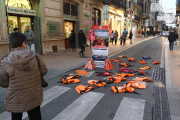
[4,0,43,54]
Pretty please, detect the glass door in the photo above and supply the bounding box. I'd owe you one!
[20,17,31,33]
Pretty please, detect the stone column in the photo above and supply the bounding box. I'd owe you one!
[0,0,8,41]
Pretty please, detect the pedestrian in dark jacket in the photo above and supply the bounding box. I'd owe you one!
[168,29,176,50]
[78,30,86,56]
[70,30,76,51]
[129,30,133,44]
[0,32,47,120]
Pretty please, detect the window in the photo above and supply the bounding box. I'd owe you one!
[63,2,78,16]
[71,4,78,16]
[63,2,70,15]
[92,9,101,25]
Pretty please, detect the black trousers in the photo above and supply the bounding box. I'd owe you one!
[11,106,42,120]
[120,40,122,45]
[111,38,114,44]
[115,39,117,45]
[80,46,85,55]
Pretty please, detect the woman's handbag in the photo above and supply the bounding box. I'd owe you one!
[35,55,48,88]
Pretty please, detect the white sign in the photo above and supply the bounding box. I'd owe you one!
[7,6,36,16]
[103,5,109,12]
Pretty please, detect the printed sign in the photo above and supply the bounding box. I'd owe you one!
[92,25,109,68]
[7,6,36,16]
[47,21,60,36]
[63,16,78,21]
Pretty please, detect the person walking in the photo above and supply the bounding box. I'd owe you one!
[70,30,76,51]
[122,33,126,46]
[0,32,47,120]
[129,30,133,44]
[168,29,176,50]
[111,30,114,44]
[114,30,118,45]
[119,35,123,45]
[122,29,128,38]
[78,30,86,56]
[174,31,178,45]
[24,26,35,52]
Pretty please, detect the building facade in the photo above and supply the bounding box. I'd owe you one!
[2,0,153,58]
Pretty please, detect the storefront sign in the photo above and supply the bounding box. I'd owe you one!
[63,16,78,21]
[47,21,60,36]
[6,6,36,16]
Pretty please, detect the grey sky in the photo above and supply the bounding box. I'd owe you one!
[159,0,176,13]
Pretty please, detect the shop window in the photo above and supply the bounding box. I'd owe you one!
[8,16,18,34]
[63,2,78,16]
[64,21,74,38]
[5,0,32,9]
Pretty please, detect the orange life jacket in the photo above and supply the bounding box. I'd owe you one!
[152,61,161,64]
[139,66,151,70]
[139,59,146,64]
[116,73,135,77]
[87,80,99,85]
[109,76,127,83]
[104,58,114,71]
[111,86,140,95]
[119,63,134,67]
[128,57,135,62]
[124,81,146,89]
[60,78,80,84]
[85,58,95,70]
[111,59,123,62]
[75,85,94,94]
[135,77,153,82]
[76,70,89,76]
[118,55,127,58]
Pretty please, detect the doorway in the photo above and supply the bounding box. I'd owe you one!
[64,21,74,49]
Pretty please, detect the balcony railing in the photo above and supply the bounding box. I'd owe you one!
[133,0,143,8]
[103,0,126,10]
[134,15,140,22]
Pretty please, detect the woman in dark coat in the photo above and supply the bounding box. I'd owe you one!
[129,30,133,44]
[78,30,86,56]
[70,30,76,51]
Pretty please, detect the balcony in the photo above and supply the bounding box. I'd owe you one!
[134,15,140,22]
[133,0,143,9]
[102,0,126,10]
